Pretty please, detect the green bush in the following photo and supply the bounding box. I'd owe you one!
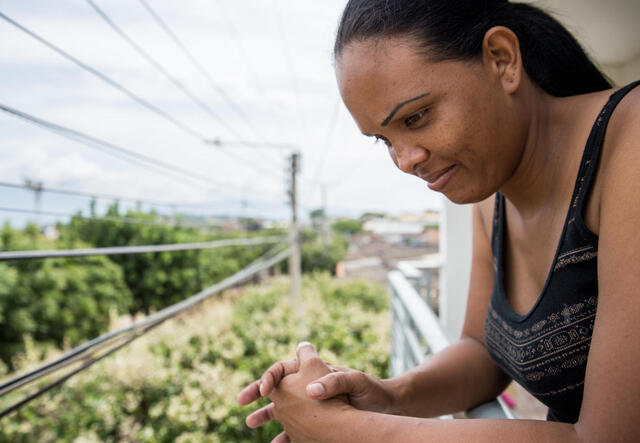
[0,256,132,368]
[67,205,278,314]
[0,274,390,442]
[300,230,348,275]
[0,210,284,365]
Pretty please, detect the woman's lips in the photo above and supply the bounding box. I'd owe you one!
[423,165,456,192]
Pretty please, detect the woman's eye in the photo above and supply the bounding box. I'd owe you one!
[404,109,427,127]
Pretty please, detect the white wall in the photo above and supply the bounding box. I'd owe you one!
[604,53,640,86]
[438,200,473,341]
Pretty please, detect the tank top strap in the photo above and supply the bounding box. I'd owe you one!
[570,80,640,214]
[491,191,505,258]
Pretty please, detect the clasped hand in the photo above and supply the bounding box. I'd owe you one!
[237,342,393,442]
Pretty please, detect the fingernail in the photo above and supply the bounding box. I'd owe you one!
[307,383,325,397]
[259,382,264,396]
[297,341,312,350]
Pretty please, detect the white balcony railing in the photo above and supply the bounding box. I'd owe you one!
[389,263,513,420]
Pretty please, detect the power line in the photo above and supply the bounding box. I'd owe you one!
[0,245,291,419]
[0,10,206,141]
[313,98,341,183]
[0,10,283,183]
[207,138,296,150]
[135,0,285,171]
[272,0,307,143]
[0,206,207,229]
[0,235,286,261]
[85,0,241,141]
[0,103,250,194]
[136,0,273,146]
[213,0,289,140]
[0,180,203,208]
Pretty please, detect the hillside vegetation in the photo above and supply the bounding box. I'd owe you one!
[0,273,390,442]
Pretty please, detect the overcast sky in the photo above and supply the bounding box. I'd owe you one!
[0,0,444,227]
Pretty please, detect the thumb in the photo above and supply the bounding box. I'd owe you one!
[306,371,363,400]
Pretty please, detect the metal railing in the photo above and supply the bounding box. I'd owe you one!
[389,265,514,420]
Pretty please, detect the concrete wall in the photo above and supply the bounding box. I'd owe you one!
[438,200,472,341]
[604,53,640,86]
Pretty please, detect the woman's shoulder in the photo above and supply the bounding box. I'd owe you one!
[599,82,640,173]
[596,82,640,217]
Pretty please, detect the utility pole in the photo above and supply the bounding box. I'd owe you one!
[289,153,302,318]
[24,178,43,227]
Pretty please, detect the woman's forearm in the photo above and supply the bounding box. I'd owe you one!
[329,407,580,443]
[384,337,511,418]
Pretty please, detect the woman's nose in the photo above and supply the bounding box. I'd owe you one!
[392,141,429,174]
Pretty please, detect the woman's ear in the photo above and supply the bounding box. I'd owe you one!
[482,26,523,95]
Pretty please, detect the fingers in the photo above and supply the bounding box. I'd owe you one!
[260,358,298,397]
[296,341,320,367]
[237,380,262,406]
[246,402,276,429]
[306,370,361,400]
[271,431,292,443]
[238,358,298,405]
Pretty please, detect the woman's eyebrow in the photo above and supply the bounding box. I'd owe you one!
[380,92,430,127]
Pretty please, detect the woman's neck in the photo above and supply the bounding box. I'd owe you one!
[500,90,577,221]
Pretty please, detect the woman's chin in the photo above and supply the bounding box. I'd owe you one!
[442,187,491,205]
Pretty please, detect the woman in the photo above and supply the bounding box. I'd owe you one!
[238,0,640,441]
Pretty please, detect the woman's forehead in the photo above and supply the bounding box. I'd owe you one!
[336,39,437,120]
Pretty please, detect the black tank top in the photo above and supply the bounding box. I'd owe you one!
[484,80,640,423]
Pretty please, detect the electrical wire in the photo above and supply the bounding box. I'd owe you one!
[136,0,276,148]
[0,235,287,261]
[0,11,206,141]
[213,0,289,140]
[85,0,240,141]
[0,180,206,208]
[312,98,341,184]
[0,103,251,194]
[0,10,284,183]
[0,206,206,229]
[272,0,307,144]
[134,0,285,172]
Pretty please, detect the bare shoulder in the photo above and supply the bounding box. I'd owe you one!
[603,83,640,150]
[600,83,640,192]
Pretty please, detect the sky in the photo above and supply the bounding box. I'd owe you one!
[0,0,444,227]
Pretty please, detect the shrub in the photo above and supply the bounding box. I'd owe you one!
[0,274,390,442]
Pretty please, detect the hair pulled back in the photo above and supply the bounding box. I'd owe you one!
[334,0,611,97]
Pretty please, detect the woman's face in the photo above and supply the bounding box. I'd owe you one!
[336,37,526,204]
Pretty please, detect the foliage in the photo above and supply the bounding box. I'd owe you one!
[66,204,277,314]
[331,218,363,235]
[300,230,348,275]
[0,274,390,442]
[0,223,132,366]
[0,208,284,366]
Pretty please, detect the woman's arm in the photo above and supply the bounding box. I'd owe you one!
[272,344,579,443]
[379,200,511,417]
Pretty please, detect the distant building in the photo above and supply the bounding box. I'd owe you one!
[362,217,439,247]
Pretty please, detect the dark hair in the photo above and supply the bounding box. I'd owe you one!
[334,0,612,97]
